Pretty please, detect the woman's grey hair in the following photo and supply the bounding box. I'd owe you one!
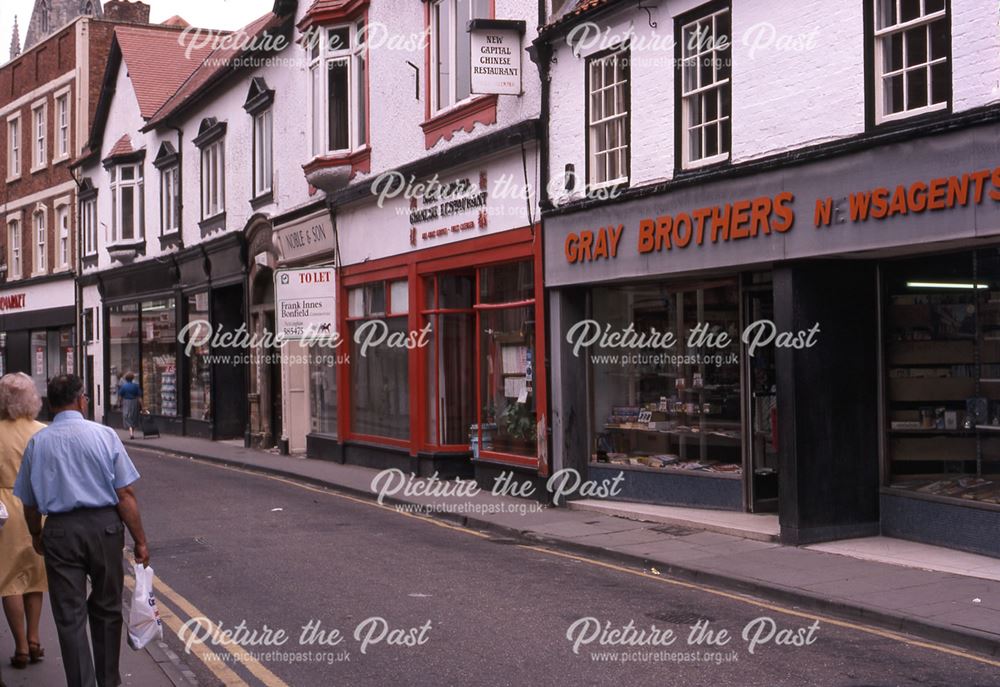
[0,373,42,421]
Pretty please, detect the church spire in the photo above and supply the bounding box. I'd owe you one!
[9,16,21,60]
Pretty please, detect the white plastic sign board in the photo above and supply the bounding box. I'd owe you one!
[274,267,337,340]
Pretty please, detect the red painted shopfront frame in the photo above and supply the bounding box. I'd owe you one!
[337,226,546,472]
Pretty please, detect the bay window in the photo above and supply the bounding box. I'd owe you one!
[873,0,950,123]
[587,48,630,188]
[431,0,490,113]
[109,163,143,243]
[678,3,731,169]
[309,23,367,156]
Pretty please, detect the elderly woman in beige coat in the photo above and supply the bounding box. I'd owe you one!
[0,373,47,671]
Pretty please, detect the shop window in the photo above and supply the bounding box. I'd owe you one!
[56,93,69,159]
[80,196,97,256]
[873,0,949,124]
[309,22,367,156]
[160,165,179,235]
[588,280,743,476]
[187,293,211,421]
[349,280,409,439]
[142,299,177,417]
[310,344,338,436]
[430,0,490,113]
[56,204,69,268]
[7,114,20,180]
[7,219,21,279]
[31,102,46,171]
[108,303,141,409]
[677,3,731,169]
[883,249,1000,504]
[109,163,144,244]
[423,274,476,446]
[33,209,46,274]
[586,48,630,188]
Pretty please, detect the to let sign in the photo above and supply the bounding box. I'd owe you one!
[469,19,525,96]
[274,267,337,340]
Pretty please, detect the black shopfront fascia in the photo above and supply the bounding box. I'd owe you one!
[87,233,248,440]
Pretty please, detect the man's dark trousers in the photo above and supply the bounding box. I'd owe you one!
[43,506,125,687]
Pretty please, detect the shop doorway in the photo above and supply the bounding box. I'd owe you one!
[744,283,779,513]
[249,270,280,447]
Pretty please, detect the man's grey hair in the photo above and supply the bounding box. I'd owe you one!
[0,373,42,421]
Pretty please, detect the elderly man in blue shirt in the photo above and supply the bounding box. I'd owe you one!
[14,374,150,687]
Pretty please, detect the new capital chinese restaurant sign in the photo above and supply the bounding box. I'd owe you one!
[545,125,1000,286]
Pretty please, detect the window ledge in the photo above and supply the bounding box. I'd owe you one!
[30,163,48,175]
[250,190,274,211]
[159,232,183,250]
[303,148,371,192]
[199,212,227,237]
[421,95,498,149]
[108,240,146,263]
[5,174,20,183]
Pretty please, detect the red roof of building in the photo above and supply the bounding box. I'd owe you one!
[107,134,134,157]
[145,11,284,128]
[115,25,217,119]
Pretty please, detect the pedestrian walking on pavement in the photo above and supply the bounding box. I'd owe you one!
[13,374,150,687]
[117,373,142,440]
[0,373,48,673]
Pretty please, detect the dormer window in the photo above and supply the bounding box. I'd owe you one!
[193,118,228,225]
[153,142,181,238]
[244,78,275,202]
[308,23,367,157]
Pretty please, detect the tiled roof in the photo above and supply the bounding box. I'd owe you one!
[545,0,619,31]
[115,25,217,119]
[107,134,133,157]
[145,11,285,128]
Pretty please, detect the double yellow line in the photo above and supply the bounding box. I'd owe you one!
[124,564,289,686]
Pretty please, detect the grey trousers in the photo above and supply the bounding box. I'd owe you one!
[43,506,125,687]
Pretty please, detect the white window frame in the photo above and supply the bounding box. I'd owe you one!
[80,196,97,257]
[308,23,367,157]
[201,140,225,220]
[6,114,21,181]
[430,0,490,114]
[55,201,70,269]
[679,6,732,169]
[33,206,47,275]
[7,218,21,280]
[54,88,71,161]
[873,0,950,124]
[30,100,47,172]
[587,49,630,189]
[109,163,144,244]
[160,165,179,234]
[253,109,273,197]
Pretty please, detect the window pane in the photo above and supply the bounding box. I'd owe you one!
[884,32,904,73]
[355,54,367,146]
[141,299,177,417]
[109,303,141,409]
[121,165,135,181]
[328,27,350,51]
[885,74,905,114]
[389,280,409,314]
[310,344,337,435]
[907,67,928,109]
[479,306,536,458]
[348,287,364,317]
[720,117,731,155]
[931,61,949,104]
[900,0,920,23]
[877,0,897,29]
[365,282,386,315]
[479,261,534,303]
[455,0,472,102]
[689,125,703,161]
[925,0,945,12]
[187,293,212,421]
[121,186,134,240]
[929,18,948,60]
[350,317,410,439]
[327,59,350,150]
[439,273,474,309]
[904,26,927,67]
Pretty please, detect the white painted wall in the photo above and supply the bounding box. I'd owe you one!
[547,0,1000,202]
